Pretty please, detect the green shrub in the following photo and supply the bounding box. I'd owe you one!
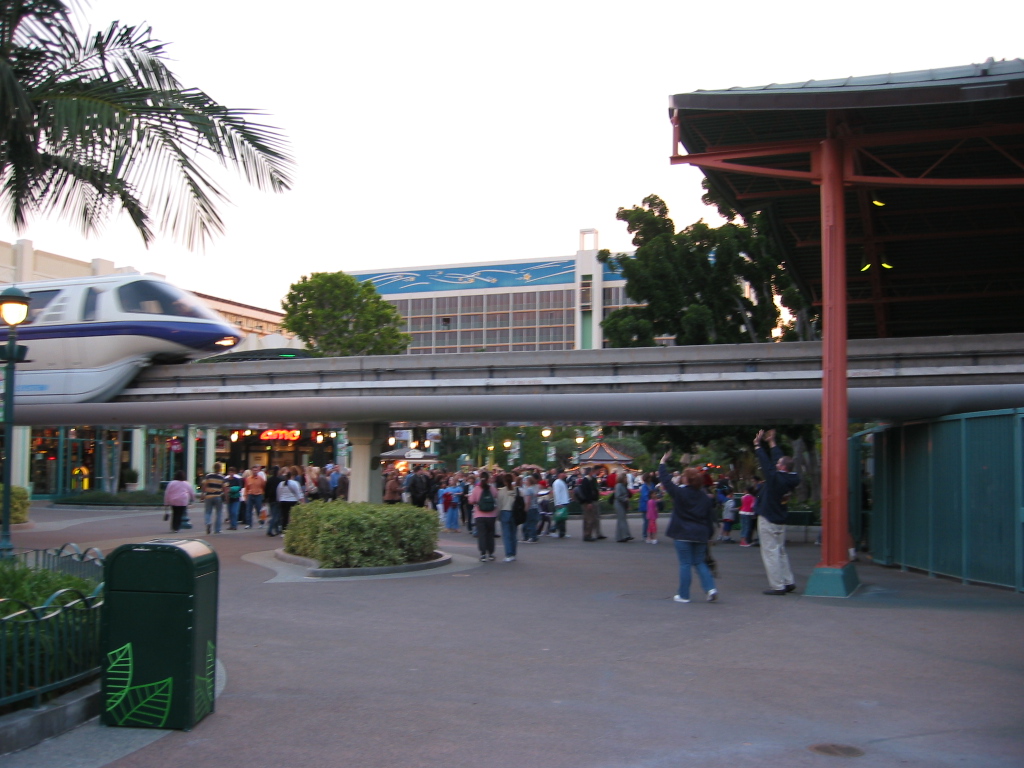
[0,484,30,524]
[53,490,164,506]
[0,561,95,617]
[285,501,439,568]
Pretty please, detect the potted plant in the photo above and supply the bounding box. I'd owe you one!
[123,467,140,492]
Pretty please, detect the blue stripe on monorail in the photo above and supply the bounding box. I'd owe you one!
[18,320,241,350]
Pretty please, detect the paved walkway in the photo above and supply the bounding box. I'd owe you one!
[4,503,1023,768]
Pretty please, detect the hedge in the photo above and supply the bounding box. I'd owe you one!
[0,485,30,524]
[53,490,164,506]
[284,501,439,568]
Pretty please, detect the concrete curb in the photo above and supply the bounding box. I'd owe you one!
[0,681,100,756]
[273,549,453,578]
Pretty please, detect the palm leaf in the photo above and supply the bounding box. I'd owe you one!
[0,3,293,248]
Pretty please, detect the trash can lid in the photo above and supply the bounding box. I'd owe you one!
[106,539,219,593]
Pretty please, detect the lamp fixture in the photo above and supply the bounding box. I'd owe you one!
[0,287,30,327]
[871,193,885,207]
[541,428,552,439]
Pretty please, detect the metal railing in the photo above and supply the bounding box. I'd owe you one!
[1,545,106,710]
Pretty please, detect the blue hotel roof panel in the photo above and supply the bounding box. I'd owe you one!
[358,260,576,294]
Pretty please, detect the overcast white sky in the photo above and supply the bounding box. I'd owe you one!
[6,1,1021,310]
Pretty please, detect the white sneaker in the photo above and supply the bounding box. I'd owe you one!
[652,539,658,544]
[504,556,516,562]
[673,595,690,603]
[707,589,718,603]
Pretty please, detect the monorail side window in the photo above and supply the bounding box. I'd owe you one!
[23,290,61,325]
[82,287,99,321]
[117,280,220,321]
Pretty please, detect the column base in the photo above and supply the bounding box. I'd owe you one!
[804,562,860,598]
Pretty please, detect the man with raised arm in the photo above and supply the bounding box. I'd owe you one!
[753,429,801,595]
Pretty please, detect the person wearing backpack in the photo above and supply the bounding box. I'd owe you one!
[225,467,244,530]
[497,474,518,561]
[468,471,499,562]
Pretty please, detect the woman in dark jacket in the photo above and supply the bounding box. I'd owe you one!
[658,452,717,603]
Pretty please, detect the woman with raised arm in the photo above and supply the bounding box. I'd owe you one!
[658,451,718,603]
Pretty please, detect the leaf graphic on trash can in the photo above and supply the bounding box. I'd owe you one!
[105,642,134,711]
[111,677,175,728]
[194,641,216,720]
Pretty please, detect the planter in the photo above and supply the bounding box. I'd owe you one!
[124,483,140,492]
[274,549,452,578]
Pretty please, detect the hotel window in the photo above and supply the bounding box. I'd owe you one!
[512,310,535,326]
[436,296,458,314]
[486,329,509,344]
[486,293,510,311]
[410,316,432,331]
[410,332,432,347]
[460,295,484,313]
[538,290,565,309]
[460,330,483,347]
[513,293,537,310]
[539,310,564,325]
[486,313,509,328]
[390,300,409,316]
[436,331,457,346]
[410,298,433,315]
[512,327,537,343]
[460,313,483,329]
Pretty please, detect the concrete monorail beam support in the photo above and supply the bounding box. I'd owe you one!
[347,422,389,504]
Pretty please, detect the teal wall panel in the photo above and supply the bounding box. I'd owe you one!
[901,423,932,572]
[930,419,963,578]
[870,409,1023,591]
[963,415,1015,586]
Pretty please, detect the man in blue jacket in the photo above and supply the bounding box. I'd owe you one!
[754,429,801,595]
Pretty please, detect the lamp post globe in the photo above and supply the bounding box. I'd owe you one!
[0,286,30,556]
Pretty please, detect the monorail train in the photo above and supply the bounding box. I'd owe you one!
[4,274,242,404]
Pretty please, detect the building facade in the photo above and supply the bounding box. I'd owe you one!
[351,231,644,353]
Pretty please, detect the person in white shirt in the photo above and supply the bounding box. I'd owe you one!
[552,471,571,539]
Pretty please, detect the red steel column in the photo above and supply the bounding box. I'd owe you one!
[819,137,850,569]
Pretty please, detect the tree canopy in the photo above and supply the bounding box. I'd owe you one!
[598,194,814,346]
[281,272,410,357]
[0,1,293,248]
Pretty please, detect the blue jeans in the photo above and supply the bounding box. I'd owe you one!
[204,497,223,533]
[267,502,281,536]
[523,507,540,541]
[499,510,517,557]
[444,505,460,530]
[673,540,715,599]
[245,494,264,526]
[740,514,757,543]
[228,500,241,528]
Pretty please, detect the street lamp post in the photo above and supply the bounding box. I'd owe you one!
[541,427,552,467]
[503,439,513,468]
[0,287,30,557]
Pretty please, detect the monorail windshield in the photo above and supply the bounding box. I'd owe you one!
[117,280,222,321]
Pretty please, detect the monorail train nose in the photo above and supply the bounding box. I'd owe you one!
[215,335,239,347]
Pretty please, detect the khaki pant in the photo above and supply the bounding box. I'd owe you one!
[758,516,794,589]
[582,501,603,539]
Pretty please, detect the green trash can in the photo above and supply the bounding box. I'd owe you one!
[101,539,218,730]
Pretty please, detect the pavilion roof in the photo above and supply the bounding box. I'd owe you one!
[669,58,1024,339]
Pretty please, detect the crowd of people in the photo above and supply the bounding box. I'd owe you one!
[165,430,801,601]
[163,462,351,537]
[381,433,801,599]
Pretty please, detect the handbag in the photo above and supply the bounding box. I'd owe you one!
[705,550,718,578]
[163,510,170,521]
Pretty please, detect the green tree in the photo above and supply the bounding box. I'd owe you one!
[599,194,814,346]
[281,272,410,357]
[0,1,293,248]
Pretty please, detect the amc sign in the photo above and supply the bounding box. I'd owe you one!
[260,429,302,441]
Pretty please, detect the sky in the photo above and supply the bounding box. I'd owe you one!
[6,1,1022,312]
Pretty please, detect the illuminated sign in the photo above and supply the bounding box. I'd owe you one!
[260,429,302,441]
